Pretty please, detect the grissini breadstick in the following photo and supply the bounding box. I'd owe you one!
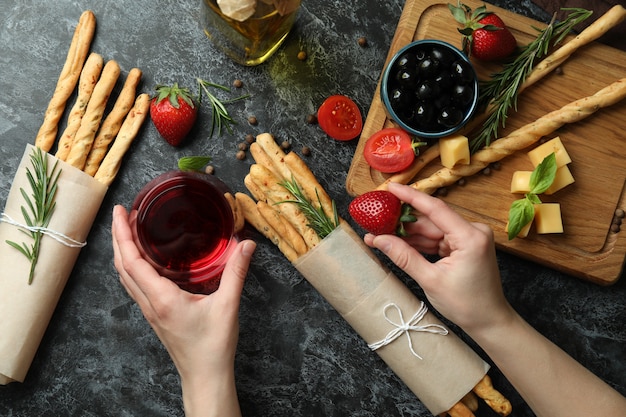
[410,78,626,195]
[83,67,142,176]
[250,134,337,226]
[244,173,266,202]
[235,192,299,263]
[35,10,96,152]
[224,192,245,234]
[460,391,479,412]
[472,375,512,416]
[378,6,626,189]
[446,400,476,417]
[66,59,121,170]
[249,142,285,182]
[254,133,292,180]
[55,52,103,161]
[283,152,335,223]
[257,200,308,256]
[248,163,321,249]
[94,93,150,186]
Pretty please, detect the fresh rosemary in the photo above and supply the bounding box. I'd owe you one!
[470,8,593,152]
[196,78,249,138]
[6,147,61,284]
[279,177,339,239]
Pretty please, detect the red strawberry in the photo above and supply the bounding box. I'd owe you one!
[449,2,517,61]
[150,83,198,146]
[348,190,417,236]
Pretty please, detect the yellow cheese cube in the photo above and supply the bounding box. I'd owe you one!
[528,137,572,168]
[545,165,575,195]
[505,217,534,238]
[510,171,533,194]
[440,134,470,168]
[534,203,563,234]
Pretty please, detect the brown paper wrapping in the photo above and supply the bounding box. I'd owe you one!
[293,223,489,415]
[0,144,107,384]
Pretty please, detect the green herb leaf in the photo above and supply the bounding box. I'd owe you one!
[178,156,212,172]
[507,198,535,240]
[196,78,249,138]
[6,147,61,283]
[279,177,338,239]
[530,152,557,194]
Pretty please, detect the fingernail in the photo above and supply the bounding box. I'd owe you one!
[242,240,256,256]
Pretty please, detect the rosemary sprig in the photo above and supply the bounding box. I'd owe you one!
[279,177,339,239]
[470,8,593,152]
[196,78,249,138]
[6,147,61,284]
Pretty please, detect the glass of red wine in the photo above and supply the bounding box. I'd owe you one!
[130,170,238,294]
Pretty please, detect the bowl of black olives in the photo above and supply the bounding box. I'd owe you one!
[381,39,479,140]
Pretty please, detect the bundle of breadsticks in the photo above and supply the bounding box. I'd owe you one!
[375,5,626,192]
[234,133,511,417]
[0,10,148,385]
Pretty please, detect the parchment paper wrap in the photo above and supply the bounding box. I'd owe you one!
[0,144,108,384]
[293,222,490,415]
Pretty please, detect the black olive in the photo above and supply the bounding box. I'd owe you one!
[418,57,439,79]
[415,80,439,100]
[395,69,419,88]
[434,93,452,110]
[430,47,454,68]
[411,101,435,127]
[389,87,413,110]
[434,71,453,90]
[451,60,474,84]
[438,107,464,127]
[395,52,417,71]
[451,84,474,107]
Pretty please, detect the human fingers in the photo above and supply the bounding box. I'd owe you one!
[388,183,476,237]
[111,205,179,312]
[215,240,256,307]
[364,232,436,285]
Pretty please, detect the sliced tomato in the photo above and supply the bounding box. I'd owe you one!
[317,95,363,141]
[363,128,415,173]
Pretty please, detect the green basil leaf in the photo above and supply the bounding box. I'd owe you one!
[178,156,212,172]
[508,198,535,240]
[529,152,557,194]
[527,193,542,205]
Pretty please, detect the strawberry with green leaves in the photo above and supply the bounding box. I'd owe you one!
[449,1,517,61]
[150,83,198,146]
[349,190,417,236]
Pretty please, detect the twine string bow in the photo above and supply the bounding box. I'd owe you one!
[1,212,87,248]
[368,302,448,359]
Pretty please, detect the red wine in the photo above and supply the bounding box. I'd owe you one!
[132,171,237,294]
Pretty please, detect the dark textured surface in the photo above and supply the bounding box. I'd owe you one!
[0,1,624,416]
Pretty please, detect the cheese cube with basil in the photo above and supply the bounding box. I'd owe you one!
[528,137,572,168]
[534,203,563,234]
[439,134,470,168]
[505,217,534,238]
[510,170,533,194]
[545,165,575,195]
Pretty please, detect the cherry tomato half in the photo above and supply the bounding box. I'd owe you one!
[363,127,415,173]
[317,95,363,141]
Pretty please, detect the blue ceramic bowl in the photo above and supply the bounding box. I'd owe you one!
[381,39,479,140]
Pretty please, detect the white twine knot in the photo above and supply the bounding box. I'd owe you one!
[367,301,448,360]
[1,212,87,248]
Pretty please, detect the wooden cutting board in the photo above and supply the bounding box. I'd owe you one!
[345,0,626,285]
